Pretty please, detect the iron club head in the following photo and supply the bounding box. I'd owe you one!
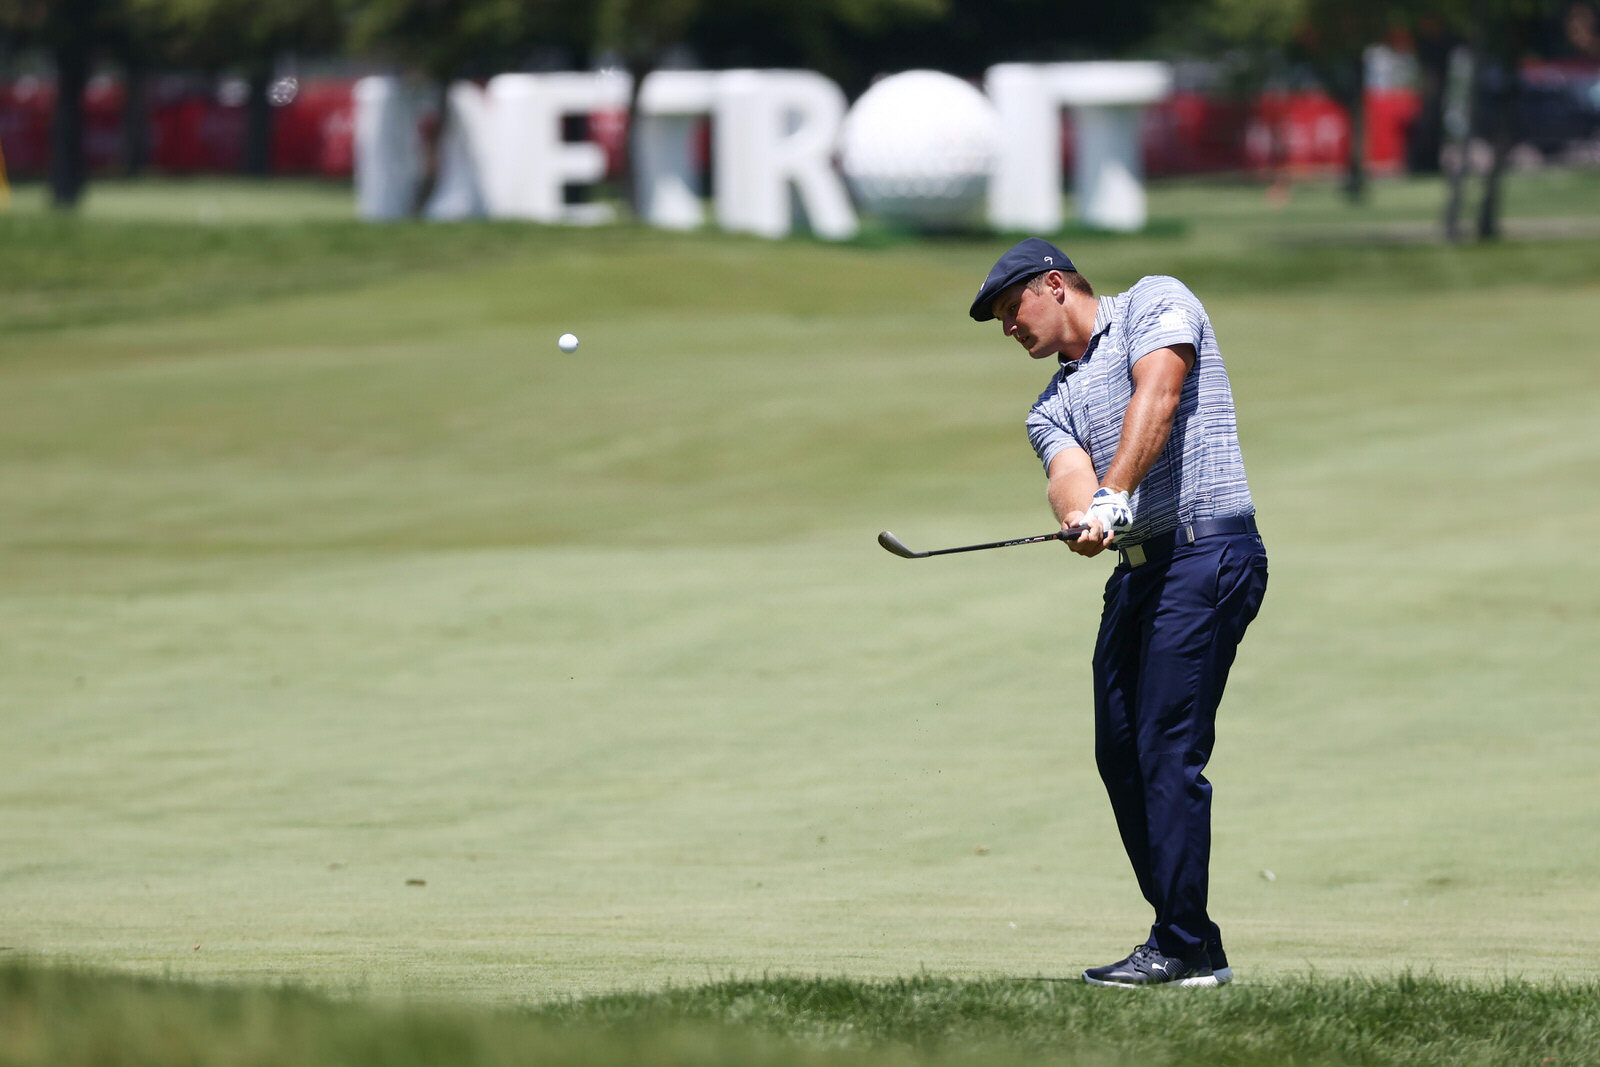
[877,530,923,558]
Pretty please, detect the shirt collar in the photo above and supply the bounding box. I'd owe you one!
[1058,297,1114,376]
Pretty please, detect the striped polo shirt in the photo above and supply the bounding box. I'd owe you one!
[1025,275,1253,546]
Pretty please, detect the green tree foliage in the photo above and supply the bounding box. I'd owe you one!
[688,0,1163,97]
[132,0,343,68]
[344,0,585,82]
[1202,0,1307,53]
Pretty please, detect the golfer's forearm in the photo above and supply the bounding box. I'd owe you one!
[1102,389,1179,496]
[1046,452,1099,524]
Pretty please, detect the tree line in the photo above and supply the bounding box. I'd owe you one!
[1,0,1587,240]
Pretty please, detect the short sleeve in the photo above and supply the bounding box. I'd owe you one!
[1122,276,1204,365]
[1026,374,1079,473]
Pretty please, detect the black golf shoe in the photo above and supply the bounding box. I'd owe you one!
[1082,944,1218,988]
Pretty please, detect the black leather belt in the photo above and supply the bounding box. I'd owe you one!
[1118,514,1258,568]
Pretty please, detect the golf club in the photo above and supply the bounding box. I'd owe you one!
[877,525,1090,559]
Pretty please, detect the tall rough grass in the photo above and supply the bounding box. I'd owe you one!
[5,962,1596,1067]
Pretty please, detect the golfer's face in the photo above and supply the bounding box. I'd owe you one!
[994,281,1058,360]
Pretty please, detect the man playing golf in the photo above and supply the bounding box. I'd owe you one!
[970,238,1268,988]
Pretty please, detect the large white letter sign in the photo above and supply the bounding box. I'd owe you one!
[356,68,858,238]
[986,62,1172,233]
[713,71,857,240]
[353,76,422,220]
[423,81,491,220]
[483,71,632,223]
[635,71,717,231]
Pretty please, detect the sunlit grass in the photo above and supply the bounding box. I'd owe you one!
[2,183,1597,1010]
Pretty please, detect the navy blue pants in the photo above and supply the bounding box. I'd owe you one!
[1092,530,1268,960]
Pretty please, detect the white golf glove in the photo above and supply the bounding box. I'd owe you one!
[1084,487,1133,538]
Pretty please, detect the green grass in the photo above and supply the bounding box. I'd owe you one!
[1,176,1599,1031]
[6,962,1600,1066]
[5,171,1600,335]
[2,176,357,222]
[546,973,1600,1065]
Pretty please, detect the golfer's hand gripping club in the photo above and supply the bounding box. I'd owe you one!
[1083,488,1133,537]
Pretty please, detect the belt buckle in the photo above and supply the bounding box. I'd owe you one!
[1122,544,1147,568]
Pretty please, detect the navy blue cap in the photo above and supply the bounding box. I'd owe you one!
[968,238,1075,322]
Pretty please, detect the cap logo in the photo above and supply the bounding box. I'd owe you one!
[1044,256,1053,264]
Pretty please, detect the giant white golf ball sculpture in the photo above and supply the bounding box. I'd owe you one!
[839,70,1000,230]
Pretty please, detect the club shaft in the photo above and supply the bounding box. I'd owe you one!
[916,532,1061,556]
[882,526,1089,558]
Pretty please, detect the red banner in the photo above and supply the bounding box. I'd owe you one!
[1137,88,1421,177]
[0,77,356,178]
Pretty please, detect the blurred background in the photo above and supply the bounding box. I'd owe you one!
[2,0,1597,239]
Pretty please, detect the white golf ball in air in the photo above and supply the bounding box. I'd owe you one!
[557,332,579,353]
